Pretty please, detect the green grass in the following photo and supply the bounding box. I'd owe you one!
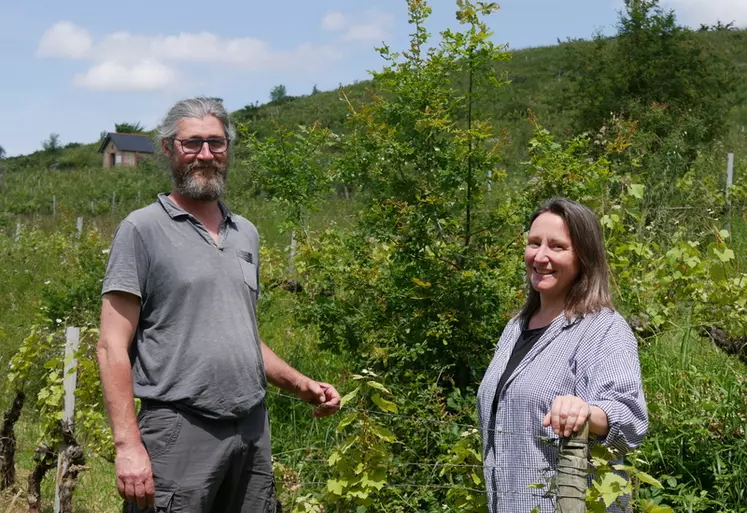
[639,326,747,510]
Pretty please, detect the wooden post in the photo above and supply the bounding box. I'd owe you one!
[52,195,56,217]
[726,153,734,233]
[555,422,589,513]
[15,222,20,242]
[76,217,83,238]
[289,230,297,274]
[53,327,80,513]
[90,200,95,215]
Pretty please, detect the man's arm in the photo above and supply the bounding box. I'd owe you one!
[261,341,341,418]
[97,292,154,509]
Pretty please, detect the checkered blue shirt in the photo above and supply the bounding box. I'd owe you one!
[477,309,648,513]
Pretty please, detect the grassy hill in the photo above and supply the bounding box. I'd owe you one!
[4,28,745,179]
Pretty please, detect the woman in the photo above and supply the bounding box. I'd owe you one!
[477,198,648,513]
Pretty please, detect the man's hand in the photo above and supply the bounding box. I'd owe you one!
[542,395,591,437]
[294,378,342,418]
[115,442,155,509]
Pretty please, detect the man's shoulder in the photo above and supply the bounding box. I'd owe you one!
[120,201,168,229]
[230,213,259,237]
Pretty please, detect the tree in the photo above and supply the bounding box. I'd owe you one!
[269,84,288,102]
[311,84,320,95]
[0,145,6,160]
[114,122,145,134]
[42,133,61,153]
[299,0,514,389]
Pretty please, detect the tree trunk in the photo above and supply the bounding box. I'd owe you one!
[57,421,88,513]
[58,444,87,512]
[0,390,25,490]
[28,444,55,513]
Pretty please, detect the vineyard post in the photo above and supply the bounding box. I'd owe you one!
[726,152,734,232]
[289,230,297,274]
[15,222,21,242]
[53,327,80,513]
[76,217,83,238]
[52,195,56,217]
[554,421,589,513]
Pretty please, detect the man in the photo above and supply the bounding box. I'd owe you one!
[97,97,340,513]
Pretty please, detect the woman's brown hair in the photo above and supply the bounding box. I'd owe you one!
[519,197,613,321]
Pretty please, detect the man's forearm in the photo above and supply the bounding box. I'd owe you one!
[97,341,141,448]
[260,340,306,392]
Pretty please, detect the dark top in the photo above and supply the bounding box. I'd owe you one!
[494,322,549,400]
[486,321,549,449]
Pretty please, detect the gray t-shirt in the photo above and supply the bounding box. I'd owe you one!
[102,193,266,419]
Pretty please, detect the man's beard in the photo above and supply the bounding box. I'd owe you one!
[171,159,228,201]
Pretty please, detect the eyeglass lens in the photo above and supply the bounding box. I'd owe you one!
[181,138,228,153]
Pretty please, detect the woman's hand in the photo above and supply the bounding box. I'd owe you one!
[543,395,592,437]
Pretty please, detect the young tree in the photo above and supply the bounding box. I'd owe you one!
[42,133,61,152]
[299,0,515,388]
[269,84,288,102]
[0,145,6,160]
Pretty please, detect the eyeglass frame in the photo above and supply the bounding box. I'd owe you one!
[173,137,231,155]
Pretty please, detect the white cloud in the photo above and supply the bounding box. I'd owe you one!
[322,11,347,31]
[92,31,281,70]
[37,14,387,92]
[662,0,747,27]
[36,21,93,59]
[73,60,179,92]
[343,11,395,42]
[320,9,395,42]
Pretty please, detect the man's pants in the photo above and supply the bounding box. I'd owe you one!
[125,401,276,513]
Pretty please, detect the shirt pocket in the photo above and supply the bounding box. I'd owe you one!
[236,249,258,291]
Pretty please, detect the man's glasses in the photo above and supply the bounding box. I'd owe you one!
[175,137,230,155]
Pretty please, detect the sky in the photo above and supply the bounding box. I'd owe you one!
[2,0,746,157]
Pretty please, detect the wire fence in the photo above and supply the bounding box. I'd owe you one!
[268,390,573,444]
[264,388,594,511]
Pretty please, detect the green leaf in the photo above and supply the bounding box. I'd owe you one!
[585,499,606,513]
[713,247,735,262]
[336,411,358,432]
[371,394,398,414]
[327,478,346,495]
[366,381,391,395]
[360,471,386,491]
[328,451,341,466]
[613,465,663,488]
[370,424,397,443]
[340,387,360,408]
[594,472,629,507]
[628,183,645,199]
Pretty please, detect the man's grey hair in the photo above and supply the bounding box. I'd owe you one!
[156,97,236,151]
